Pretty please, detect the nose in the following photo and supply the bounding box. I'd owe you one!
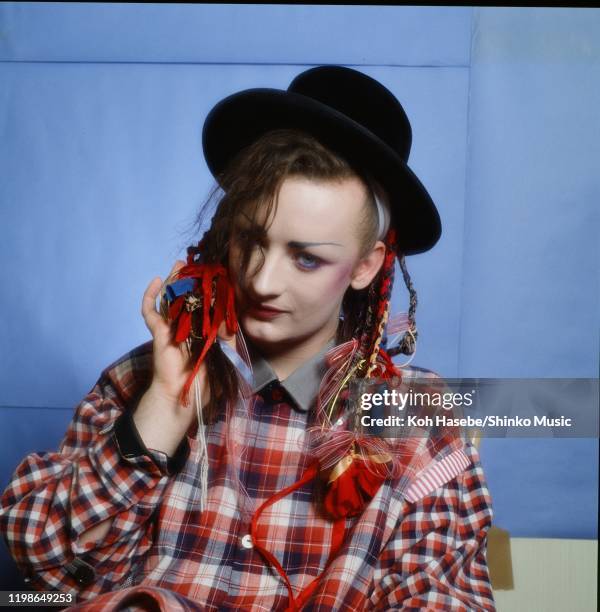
[246,248,285,299]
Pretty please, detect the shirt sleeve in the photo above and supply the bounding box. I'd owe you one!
[0,346,190,599]
[368,444,496,611]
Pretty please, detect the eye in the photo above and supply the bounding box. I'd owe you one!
[295,252,323,271]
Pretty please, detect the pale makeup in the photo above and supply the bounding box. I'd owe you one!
[228,175,384,377]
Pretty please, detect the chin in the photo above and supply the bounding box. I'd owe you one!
[240,317,311,356]
[240,316,285,345]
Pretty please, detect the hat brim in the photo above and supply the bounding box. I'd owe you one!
[202,89,441,255]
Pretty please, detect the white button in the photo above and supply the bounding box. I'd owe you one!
[241,534,253,549]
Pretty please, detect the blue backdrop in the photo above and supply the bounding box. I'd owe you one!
[1,4,598,565]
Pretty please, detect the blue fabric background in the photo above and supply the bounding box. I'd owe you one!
[0,7,598,584]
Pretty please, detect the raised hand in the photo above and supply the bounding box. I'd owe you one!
[134,261,207,456]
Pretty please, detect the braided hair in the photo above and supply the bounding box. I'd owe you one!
[338,226,419,384]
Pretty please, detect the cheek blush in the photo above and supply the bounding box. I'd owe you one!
[330,263,354,293]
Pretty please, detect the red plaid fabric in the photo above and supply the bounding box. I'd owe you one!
[0,342,495,611]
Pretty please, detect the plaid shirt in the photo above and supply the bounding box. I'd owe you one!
[0,340,495,611]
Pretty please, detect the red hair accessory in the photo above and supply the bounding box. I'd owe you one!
[311,228,411,519]
[323,450,391,519]
[161,253,238,406]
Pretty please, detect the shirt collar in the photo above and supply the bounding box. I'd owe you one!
[248,338,336,412]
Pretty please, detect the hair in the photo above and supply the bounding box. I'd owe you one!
[187,128,411,425]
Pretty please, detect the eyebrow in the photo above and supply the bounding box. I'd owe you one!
[288,241,343,249]
[236,212,343,248]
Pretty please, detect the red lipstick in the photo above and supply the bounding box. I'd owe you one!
[246,302,286,320]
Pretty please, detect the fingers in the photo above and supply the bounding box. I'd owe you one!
[141,277,165,335]
[142,260,188,339]
[164,259,186,285]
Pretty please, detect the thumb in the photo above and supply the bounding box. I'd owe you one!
[141,276,167,336]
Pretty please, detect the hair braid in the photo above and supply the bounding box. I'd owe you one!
[365,229,397,377]
[386,254,418,356]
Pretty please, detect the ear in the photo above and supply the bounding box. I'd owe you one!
[350,240,386,290]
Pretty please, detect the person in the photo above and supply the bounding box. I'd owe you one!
[0,66,495,611]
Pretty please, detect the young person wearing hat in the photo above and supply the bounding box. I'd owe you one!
[0,66,495,611]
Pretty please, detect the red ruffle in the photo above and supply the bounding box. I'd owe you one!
[323,456,388,519]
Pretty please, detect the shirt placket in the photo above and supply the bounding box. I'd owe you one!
[227,382,346,611]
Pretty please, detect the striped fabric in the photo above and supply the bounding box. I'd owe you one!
[0,342,496,611]
[403,448,472,503]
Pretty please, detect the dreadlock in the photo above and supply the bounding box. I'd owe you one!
[338,225,418,387]
[392,255,418,356]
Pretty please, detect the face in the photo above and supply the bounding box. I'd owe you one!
[228,175,385,356]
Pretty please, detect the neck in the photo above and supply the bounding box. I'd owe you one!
[249,321,338,381]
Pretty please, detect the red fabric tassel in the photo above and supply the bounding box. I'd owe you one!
[163,262,239,406]
[175,309,192,344]
[168,295,185,321]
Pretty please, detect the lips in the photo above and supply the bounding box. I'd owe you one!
[246,302,287,319]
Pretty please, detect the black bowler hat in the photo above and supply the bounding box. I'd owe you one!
[202,65,441,255]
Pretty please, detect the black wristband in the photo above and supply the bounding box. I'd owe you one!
[112,409,190,475]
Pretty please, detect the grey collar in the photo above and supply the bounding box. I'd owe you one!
[248,338,336,412]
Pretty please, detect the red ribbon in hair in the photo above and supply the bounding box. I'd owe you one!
[163,260,238,406]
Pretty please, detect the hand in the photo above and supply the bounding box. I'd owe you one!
[133,261,236,456]
[141,260,237,402]
[141,260,195,404]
